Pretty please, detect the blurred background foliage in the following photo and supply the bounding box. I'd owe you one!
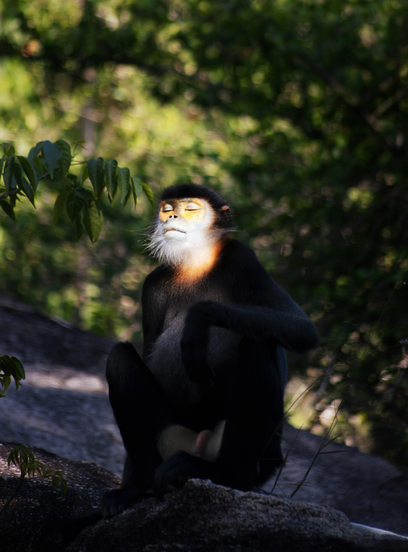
[1,0,408,465]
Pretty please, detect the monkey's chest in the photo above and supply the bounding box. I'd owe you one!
[146,313,241,409]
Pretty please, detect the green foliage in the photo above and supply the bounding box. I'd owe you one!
[0,355,25,397]
[0,445,67,515]
[1,0,408,465]
[7,445,66,492]
[0,140,153,243]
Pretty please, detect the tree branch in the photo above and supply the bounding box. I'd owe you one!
[0,168,58,201]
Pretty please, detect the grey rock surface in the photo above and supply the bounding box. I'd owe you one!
[1,443,407,552]
[67,480,408,552]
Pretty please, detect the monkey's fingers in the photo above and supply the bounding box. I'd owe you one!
[100,487,151,518]
[154,451,198,500]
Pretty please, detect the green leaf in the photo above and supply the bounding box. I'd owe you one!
[52,475,59,491]
[0,156,4,182]
[66,186,86,222]
[28,141,43,160]
[43,141,62,179]
[32,155,43,176]
[131,176,140,208]
[15,163,35,207]
[11,357,26,380]
[2,142,15,157]
[7,447,18,466]
[88,157,105,200]
[132,176,143,198]
[83,199,104,243]
[60,477,68,495]
[55,140,71,175]
[9,190,17,209]
[1,355,24,381]
[2,375,11,391]
[0,200,15,221]
[17,156,38,191]
[118,167,131,207]
[105,160,118,200]
[20,446,29,466]
[13,162,24,187]
[75,213,84,241]
[80,163,89,186]
[141,182,154,208]
[53,188,70,224]
[4,156,15,193]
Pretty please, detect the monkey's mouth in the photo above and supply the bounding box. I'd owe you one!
[163,228,186,234]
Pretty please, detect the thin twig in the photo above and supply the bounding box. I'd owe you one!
[270,425,302,494]
[0,188,20,200]
[290,402,342,498]
[0,473,25,515]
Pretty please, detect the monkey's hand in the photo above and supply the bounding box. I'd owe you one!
[181,300,216,386]
[154,451,220,500]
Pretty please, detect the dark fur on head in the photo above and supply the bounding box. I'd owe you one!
[159,183,233,230]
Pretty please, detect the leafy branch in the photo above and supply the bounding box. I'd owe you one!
[0,355,26,398]
[0,140,154,243]
[0,445,67,516]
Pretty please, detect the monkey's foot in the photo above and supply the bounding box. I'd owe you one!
[196,420,225,462]
[157,420,226,463]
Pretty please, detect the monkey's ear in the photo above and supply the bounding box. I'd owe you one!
[220,205,230,214]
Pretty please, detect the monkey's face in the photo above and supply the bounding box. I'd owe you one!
[148,197,222,267]
[158,198,213,241]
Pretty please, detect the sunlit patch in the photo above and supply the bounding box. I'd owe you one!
[25,371,107,394]
[174,239,225,282]
[158,198,206,223]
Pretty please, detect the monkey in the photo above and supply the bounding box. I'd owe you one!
[64,183,318,540]
[98,182,318,517]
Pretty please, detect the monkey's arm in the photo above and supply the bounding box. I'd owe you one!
[181,296,317,384]
[189,299,317,352]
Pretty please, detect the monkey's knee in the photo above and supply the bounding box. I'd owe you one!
[106,341,140,382]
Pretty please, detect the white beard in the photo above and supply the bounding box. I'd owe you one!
[147,211,226,268]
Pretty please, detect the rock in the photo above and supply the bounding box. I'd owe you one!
[1,443,407,552]
[0,443,119,552]
[67,480,408,552]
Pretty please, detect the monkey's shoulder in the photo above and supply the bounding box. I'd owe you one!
[215,239,280,300]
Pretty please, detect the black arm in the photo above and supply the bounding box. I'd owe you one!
[181,297,317,385]
[184,300,317,353]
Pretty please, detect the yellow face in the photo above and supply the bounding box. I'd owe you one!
[158,198,207,224]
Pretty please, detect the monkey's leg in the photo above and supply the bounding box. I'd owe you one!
[217,338,284,488]
[154,339,283,497]
[65,342,175,540]
[104,342,176,515]
[106,341,173,479]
